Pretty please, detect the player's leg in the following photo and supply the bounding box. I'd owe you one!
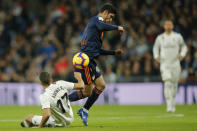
[164,79,174,112]
[21,115,55,127]
[21,114,34,127]
[171,66,181,112]
[171,81,178,112]
[69,70,93,102]
[32,115,55,127]
[83,75,105,111]
[69,83,93,101]
[78,74,104,126]
[77,65,103,126]
[161,66,174,112]
[77,84,95,126]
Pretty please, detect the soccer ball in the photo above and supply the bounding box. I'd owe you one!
[73,52,89,69]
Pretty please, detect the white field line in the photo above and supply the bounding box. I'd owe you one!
[155,114,184,118]
[0,119,22,122]
[78,114,184,120]
[0,114,184,122]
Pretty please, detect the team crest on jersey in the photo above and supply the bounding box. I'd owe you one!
[98,16,104,21]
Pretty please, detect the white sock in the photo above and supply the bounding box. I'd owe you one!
[164,81,173,111]
[83,108,89,113]
[172,82,178,111]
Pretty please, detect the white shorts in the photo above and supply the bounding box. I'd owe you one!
[160,64,181,82]
[32,115,71,127]
[32,116,57,127]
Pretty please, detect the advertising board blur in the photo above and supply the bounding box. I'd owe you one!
[0,83,196,105]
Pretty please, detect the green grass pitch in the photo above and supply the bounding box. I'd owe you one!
[0,105,197,131]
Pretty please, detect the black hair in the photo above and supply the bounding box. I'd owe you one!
[99,3,116,14]
[39,71,51,86]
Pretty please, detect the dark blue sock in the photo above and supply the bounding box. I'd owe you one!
[84,88,102,110]
[69,91,84,102]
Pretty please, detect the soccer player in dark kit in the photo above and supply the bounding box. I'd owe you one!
[69,3,125,126]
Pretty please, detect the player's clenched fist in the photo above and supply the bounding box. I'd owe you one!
[115,49,124,56]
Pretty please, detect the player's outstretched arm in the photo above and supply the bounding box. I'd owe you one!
[100,48,123,56]
[115,49,124,56]
[96,17,125,33]
[74,72,84,90]
[117,26,125,34]
[96,18,118,31]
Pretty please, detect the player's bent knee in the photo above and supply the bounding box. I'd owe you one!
[82,89,92,97]
[164,80,172,88]
[83,91,92,97]
[82,84,93,97]
[25,114,34,123]
[97,83,106,91]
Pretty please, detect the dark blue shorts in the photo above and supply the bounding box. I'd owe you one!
[74,60,101,85]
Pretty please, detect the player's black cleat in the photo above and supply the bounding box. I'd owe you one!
[21,122,25,127]
[20,121,33,127]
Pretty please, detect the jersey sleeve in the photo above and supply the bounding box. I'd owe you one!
[153,36,161,59]
[95,16,118,31]
[40,94,50,109]
[178,35,187,57]
[57,80,74,90]
[100,48,115,55]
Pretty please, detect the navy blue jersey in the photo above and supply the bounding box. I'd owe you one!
[80,16,118,60]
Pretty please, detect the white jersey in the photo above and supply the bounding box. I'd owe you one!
[40,80,74,126]
[153,31,187,66]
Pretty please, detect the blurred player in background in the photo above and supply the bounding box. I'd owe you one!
[153,20,187,112]
[68,3,125,126]
[21,72,84,128]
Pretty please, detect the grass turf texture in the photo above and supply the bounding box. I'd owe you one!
[0,105,197,131]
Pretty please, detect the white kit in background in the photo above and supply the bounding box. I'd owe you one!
[153,31,187,112]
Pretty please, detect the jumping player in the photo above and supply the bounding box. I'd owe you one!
[68,3,125,126]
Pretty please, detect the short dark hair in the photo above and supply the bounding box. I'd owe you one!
[100,3,116,14]
[39,71,51,86]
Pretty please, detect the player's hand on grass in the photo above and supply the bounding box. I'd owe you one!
[118,26,125,34]
[115,49,123,56]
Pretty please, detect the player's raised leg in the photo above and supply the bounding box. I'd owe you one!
[84,75,105,110]
[78,75,105,126]
[69,72,93,101]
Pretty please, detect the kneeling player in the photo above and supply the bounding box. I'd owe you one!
[21,71,84,128]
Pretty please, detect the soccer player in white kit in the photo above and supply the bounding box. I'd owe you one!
[153,20,187,112]
[21,71,84,128]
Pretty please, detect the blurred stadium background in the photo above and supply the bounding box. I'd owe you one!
[0,0,197,105]
[0,0,197,130]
